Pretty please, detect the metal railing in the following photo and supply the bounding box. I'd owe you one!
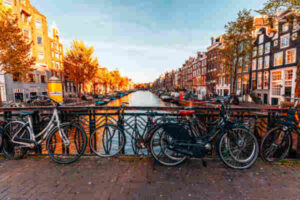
[0,106,299,157]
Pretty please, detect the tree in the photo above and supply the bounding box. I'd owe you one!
[256,0,299,27]
[221,9,254,95]
[0,7,35,81]
[63,40,98,98]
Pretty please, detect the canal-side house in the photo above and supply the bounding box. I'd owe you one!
[186,57,194,91]
[206,35,224,95]
[192,53,201,93]
[0,0,50,103]
[269,11,300,105]
[251,27,274,104]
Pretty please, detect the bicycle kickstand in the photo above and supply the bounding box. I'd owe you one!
[202,159,207,168]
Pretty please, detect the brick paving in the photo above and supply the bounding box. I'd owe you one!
[0,157,299,200]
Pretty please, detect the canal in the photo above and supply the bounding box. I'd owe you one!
[106,90,177,107]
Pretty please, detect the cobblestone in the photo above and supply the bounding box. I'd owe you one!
[0,157,299,200]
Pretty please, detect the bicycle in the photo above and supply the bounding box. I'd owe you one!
[2,98,87,164]
[149,96,259,169]
[260,97,300,162]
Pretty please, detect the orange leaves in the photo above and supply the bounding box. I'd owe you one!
[0,7,35,81]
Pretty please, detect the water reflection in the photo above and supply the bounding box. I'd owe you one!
[106,91,177,107]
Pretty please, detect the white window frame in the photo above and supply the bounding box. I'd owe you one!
[285,48,296,64]
[282,23,289,32]
[258,57,263,69]
[265,42,270,54]
[280,34,290,49]
[252,59,256,71]
[274,52,283,66]
[264,56,270,69]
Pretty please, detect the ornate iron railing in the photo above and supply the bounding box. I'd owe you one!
[0,106,299,157]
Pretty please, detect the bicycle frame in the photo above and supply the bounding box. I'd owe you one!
[10,107,69,147]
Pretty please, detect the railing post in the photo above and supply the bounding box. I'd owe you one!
[119,112,125,155]
[89,109,96,153]
[32,111,42,154]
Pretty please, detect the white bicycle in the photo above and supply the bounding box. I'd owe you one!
[2,98,87,164]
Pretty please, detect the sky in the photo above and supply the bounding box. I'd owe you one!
[31,0,265,83]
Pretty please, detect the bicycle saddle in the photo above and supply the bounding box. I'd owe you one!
[179,110,195,116]
[19,111,34,116]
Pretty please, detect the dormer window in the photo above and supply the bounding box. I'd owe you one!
[21,0,26,5]
[282,23,289,32]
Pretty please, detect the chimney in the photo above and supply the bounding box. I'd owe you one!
[211,37,214,45]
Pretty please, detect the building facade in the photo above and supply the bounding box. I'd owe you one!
[0,0,51,102]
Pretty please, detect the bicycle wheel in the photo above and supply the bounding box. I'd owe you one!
[218,128,258,169]
[47,122,87,164]
[89,124,126,157]
[150,126,187,166]
[3,121,30,160]
[260,126,292,162]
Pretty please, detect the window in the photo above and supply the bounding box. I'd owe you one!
[51,42,54,48]
[52,60,55,67]
[264,56,270,69]
[274,52,283,66]
[28,74,35,83]
[52,52,54,57]
[258,57,263,69]
[252,72,256,89]
[253,48,257,57]
[280,34,290,48]
[38,52,44,60]
[257,72,262,89]
[259,45,263,55]
[274,40,278,47]
[23,29,30,40]
[237,76,242,90]
[292,32,297,40]
[55,43,58,50]
[244,64,249,72]
[3,0,12,6]
[293,19,299,30]
[284,70,293,97]
[265,42,270,54]
[35,19,41,29]
[272,71,282,96]
[264,71,269,89]
[56,62,59,69]
[282,23,289,32]
[259,35,264,44]
[286,48,296,64]
[21,0,26,4]
[37,36,42,45]
[252,59,256,70]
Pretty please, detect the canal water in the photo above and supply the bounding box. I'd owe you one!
[106,90,177,107]
[94,90,178,155]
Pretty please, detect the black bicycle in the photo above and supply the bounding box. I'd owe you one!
[149,97,259,169]
[260,97,300,162]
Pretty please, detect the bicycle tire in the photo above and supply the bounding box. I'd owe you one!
[217,127,259,169]
[260,126,292,162]
[89,124,126,157]
[150,125,187,166]
[2,121,30,160]
[47,122,87,164]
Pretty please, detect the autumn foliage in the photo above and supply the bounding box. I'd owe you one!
[0,7,35,81]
